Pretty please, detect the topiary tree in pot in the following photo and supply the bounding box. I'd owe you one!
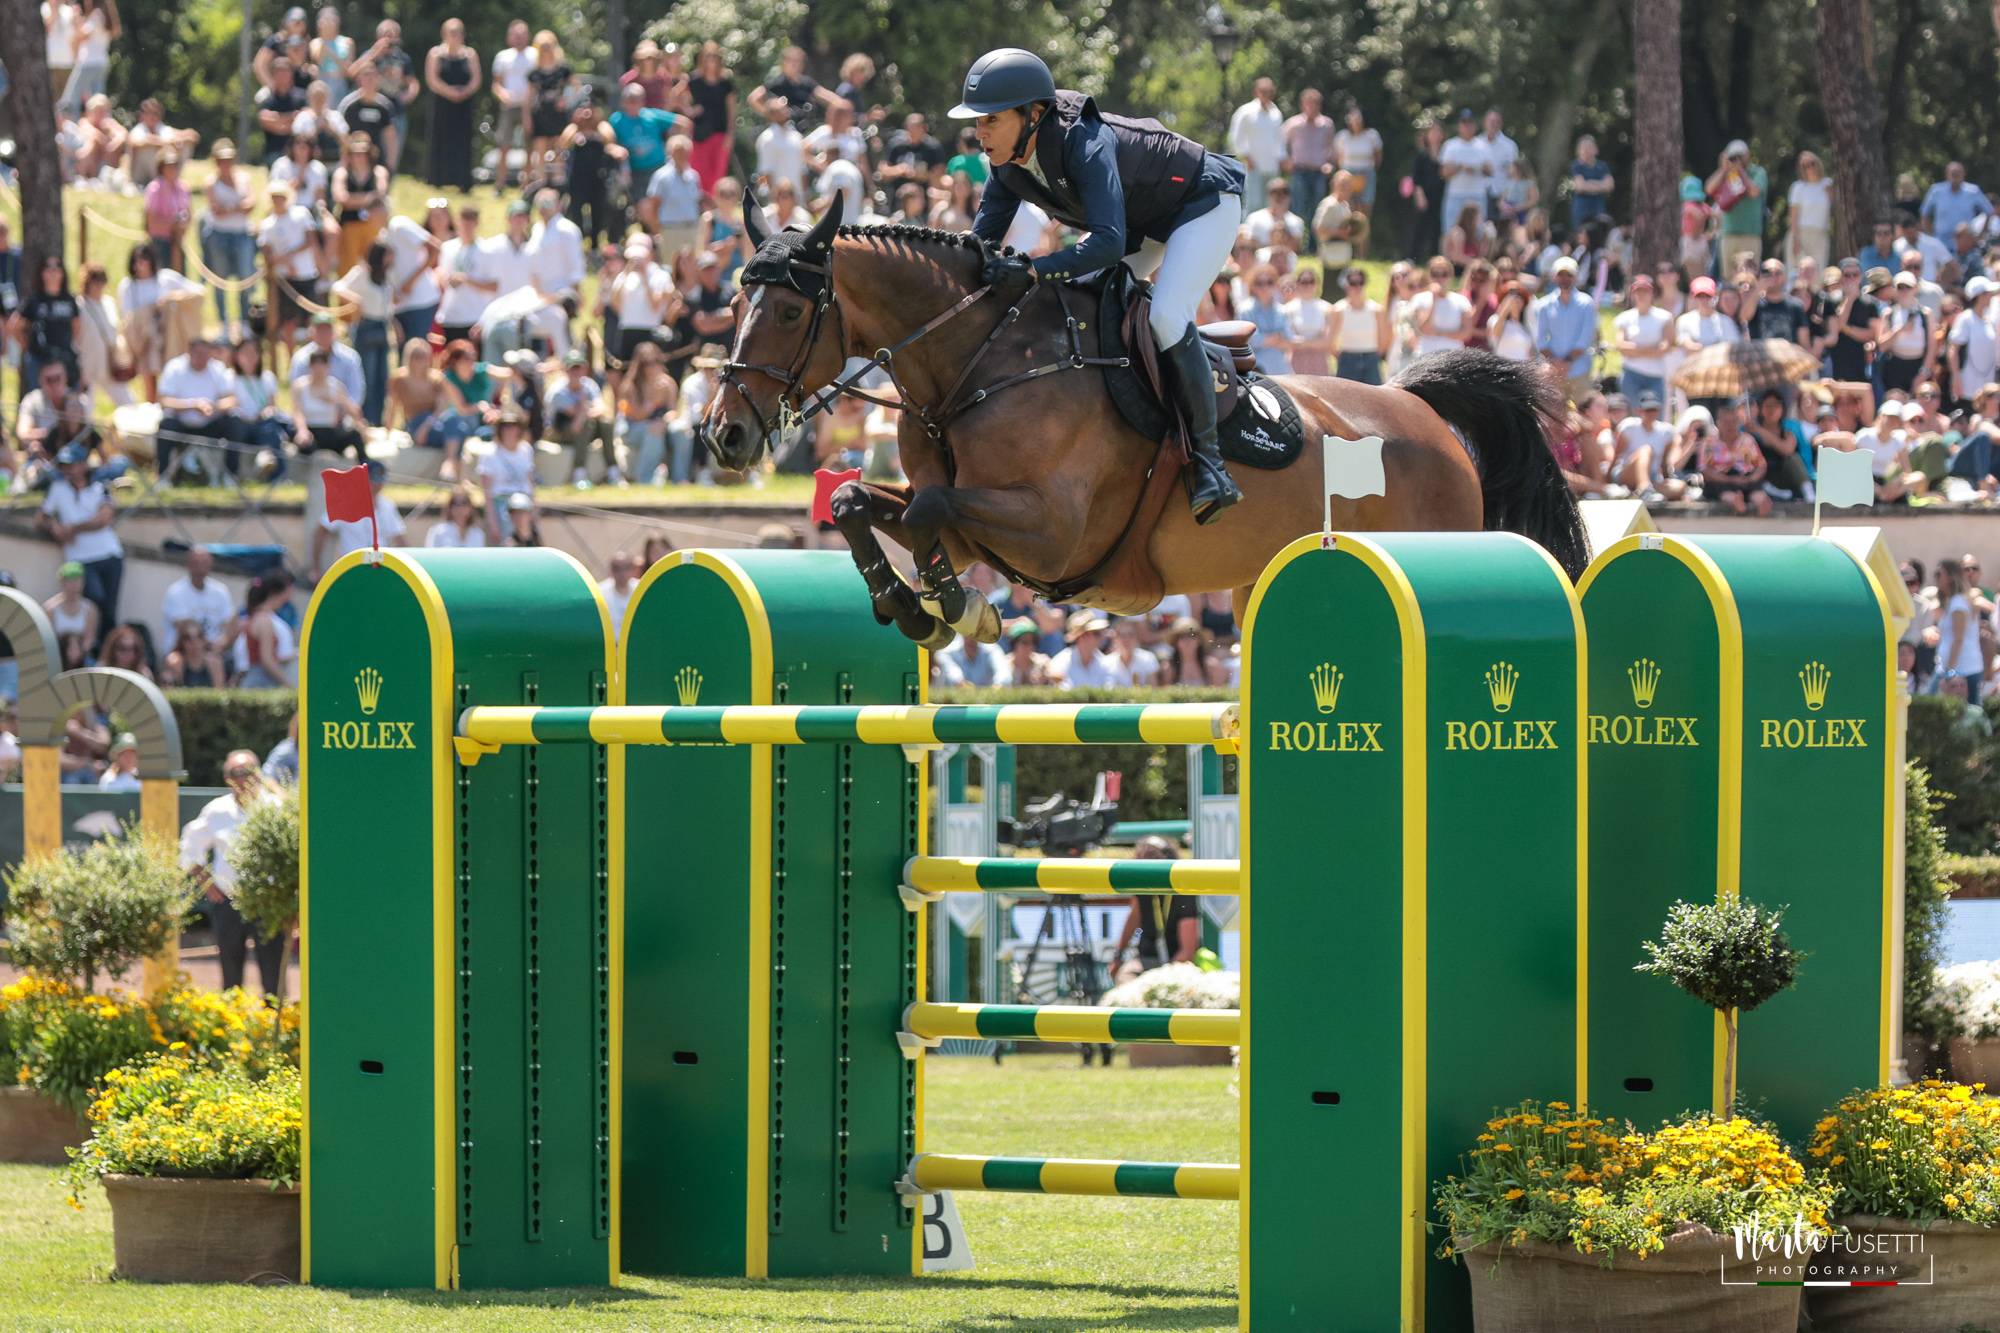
[3,825,196,992]
[1636,897,1804,1117]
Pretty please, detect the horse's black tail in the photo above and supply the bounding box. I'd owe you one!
[1390,349,1590,583]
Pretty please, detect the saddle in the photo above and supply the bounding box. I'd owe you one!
[1094,266,1253,434]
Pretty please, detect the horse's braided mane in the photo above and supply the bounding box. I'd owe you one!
[835,223,990,255]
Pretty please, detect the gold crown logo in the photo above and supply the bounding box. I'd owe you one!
[355,667,382,715]
[675,666,703,707]
[1485,661,1518,713]
[1309,663,1343,714]
[1628,658,1660,709]
[1799,661,1831,712]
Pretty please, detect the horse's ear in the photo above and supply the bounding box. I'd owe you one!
[805,193,842,256]
[742,198,769,251]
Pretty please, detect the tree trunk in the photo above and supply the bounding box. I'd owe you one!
[1881,0,1926,183]
[1532,0,1624,210]
[1724,0,1763,140]
[1633,0,1683,275]
[1680,0,1727,172]
[1723,1009,1738,1118]
[1817,0,1891,259]
[0,0,64,279]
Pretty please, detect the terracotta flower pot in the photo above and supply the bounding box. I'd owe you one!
[101,1175,300,1284]
[0,1086,85,1165]
[1948,1035,2000,1089]
[1125,1043,1235,1067]
[1455,1223,1800,1333]
[1803,1213,2000,1333]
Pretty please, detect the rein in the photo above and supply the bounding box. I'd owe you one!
[722,240,1127,482]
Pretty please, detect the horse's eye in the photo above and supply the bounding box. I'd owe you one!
[778,306,803,323]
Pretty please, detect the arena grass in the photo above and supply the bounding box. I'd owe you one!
[0,1053,1240,1331]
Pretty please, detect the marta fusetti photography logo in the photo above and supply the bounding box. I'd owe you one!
[1720,1216,1932,1288]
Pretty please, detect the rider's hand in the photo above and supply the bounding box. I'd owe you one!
[981,250,1037,304]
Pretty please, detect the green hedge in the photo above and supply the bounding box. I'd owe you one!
[1905,693,2000,853]
[163,690,296,787]
[1905,762,1960,1065]
[931,687,1238,824]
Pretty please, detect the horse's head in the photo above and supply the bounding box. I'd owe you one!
[700,197,847,472]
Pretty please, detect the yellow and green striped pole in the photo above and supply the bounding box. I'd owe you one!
[905,1001,1239,1046]
[457,702,1237,749]
[907,1153,1238,1200]
[904,855,1242,896]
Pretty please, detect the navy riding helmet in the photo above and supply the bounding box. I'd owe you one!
[948,48,1057,119]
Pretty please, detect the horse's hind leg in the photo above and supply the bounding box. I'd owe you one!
[829,480,955,651]
[914,541,1002,644]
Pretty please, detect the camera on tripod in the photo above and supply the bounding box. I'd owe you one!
[997,771,1121,855]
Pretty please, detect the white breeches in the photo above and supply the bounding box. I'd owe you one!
[1123,194,1244,348]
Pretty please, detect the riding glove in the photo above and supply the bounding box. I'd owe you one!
[980,251,1038,304]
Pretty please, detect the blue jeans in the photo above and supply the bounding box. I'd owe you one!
[200,226,258,337]
[1336,351,1382,384]
[433,408,488,450]
[1291,169,1328,252]
[354,319,391,426]
[60,61,106,118]
[1618,369,1665,404]
[622,416,668,483]
[394,305,437,350]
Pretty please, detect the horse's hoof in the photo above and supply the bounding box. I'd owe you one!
[953,596,1001,644]
[913,617,957,653]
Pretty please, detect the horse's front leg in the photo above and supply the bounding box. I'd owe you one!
[828,480,955,651]
[901,483,1082,634]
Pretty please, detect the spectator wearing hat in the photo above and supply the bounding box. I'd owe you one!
[1534,256,1597,403]
[1951,279,2000,410]
[97,733,140,792]
[158,336,252,481]
[43,560,99,652]
[200,140,257,340]
[1608,392,1680,500]
[141,149,191,274]
[330,133,390,277]
[1612,273,1673,404]
[1160,616,1225,685]
[478,407,536,540]
[621,39,683,111]
[549,350,619,487]
[502,491,542,547]
[38,445,121,644]
[1879,271,1936,395]
[311,458,404,577]
[1899,248,1946,324]
[935,633,1008,688]
[258,179,323,342]
[997,621,1051,687]
[1706,140,1766,271]
[1050,611,1126,689]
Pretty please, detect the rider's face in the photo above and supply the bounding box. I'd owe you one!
[974,109,1029,166]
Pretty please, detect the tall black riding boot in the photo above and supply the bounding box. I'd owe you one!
[1162,327,1242,525]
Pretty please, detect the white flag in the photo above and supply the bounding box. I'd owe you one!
[1323,433,1387,500]
[1816,445,1875,509]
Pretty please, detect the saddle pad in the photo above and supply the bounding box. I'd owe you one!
[1095,267,1305,471]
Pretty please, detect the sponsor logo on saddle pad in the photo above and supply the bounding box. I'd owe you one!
[1759,661,1867,749]
[1444,661,1561,751]
[1590,658,1699,747]
[320,666,419,751]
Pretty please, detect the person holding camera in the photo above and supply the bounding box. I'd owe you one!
[1706,140,1767,272]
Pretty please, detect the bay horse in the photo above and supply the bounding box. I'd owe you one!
[700,202,1587,650]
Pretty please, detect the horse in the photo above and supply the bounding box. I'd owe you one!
[700,202,1588,651]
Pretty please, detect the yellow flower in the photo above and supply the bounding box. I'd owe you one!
[1503,1189,1525,1200]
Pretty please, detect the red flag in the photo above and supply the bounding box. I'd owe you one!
[810,466,862,525]
[321,465,378,550]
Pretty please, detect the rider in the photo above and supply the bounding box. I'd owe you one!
[950,48,1245,524]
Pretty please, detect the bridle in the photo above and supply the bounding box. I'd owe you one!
[719,231,1124,477]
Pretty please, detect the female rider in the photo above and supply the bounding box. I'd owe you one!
[952,48,1244,523]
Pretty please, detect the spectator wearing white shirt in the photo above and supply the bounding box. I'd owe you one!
[257,180,323,341]
[436,204,499,343]
[1612,273,1675,403]
[292,80,349,161]
[803,99,867,172]
[383,211,442,345]
[479,201,571,361]
[157,337,252,481]
[1951,278,2000,408]
[180,752,285,995]
[426,486,488,548]
[288,310,368,405]
[528,187,586,296]
[1244,178,1305,250]
[599,551,639,634]
[476,408,537,540]
[610,235,678,363]
[1478,108,1519,207]
[160,547,237,658]
[311,458,404,577]
[1049,612,1124,689]
[490,21,534,191]
[755,100,806,197]
[1676,277,1741,354]
[97,733,140,793]
[1438,110,1492,225]
[1893,212,1953,284]
[1108,620,1161,685]
[39,445,122,646]
[815,158,866,233]
[1228,79,1286,211]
